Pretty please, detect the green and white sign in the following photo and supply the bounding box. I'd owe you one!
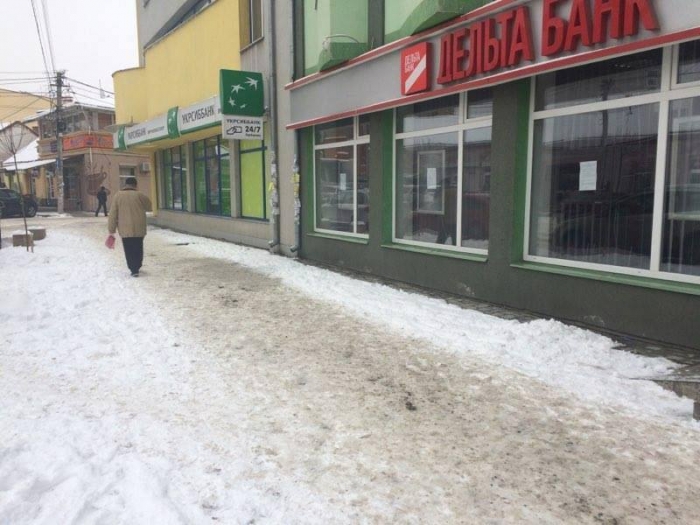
[220,70,264,117]
[114,127,126,150]
[166,107,179,137]
[113,107,179,150]
[179,96,221,134]
[122,109,179,147]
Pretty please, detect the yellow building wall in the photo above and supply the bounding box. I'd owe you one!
[114,0,242,124]
[113,68,149,124]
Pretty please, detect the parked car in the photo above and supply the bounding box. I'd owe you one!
[0,188,38,218]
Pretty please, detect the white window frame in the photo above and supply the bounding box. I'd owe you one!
[392,92,492,255]
[248,0,264,44]
[119,165,137,189]
[312,116,370,238]
[524,43,700,285]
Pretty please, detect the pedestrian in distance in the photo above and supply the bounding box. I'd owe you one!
[95,186,108,217]
[106,177,152,277]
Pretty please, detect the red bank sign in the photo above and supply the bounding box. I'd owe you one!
[403,0,660,93]
[401,42,432,95]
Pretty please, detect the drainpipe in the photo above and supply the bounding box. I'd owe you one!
[290,152,301,255]
[288,2,301,256]
[267,0,281,253]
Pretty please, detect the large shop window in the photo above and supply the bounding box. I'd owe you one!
[314,116,370,236]
[193,136,231,216]
[240,139,268,219]
[395,90,493,252]
[161,145,188,211]
[527,44,700,281]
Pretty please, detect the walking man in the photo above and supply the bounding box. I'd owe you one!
[107,177,152,277]
[95,186,108,217]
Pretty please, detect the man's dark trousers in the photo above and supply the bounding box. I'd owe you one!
[122,237,144,274]
[95,202,107,216]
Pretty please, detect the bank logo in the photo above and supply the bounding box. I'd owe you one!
[401,42,431,96]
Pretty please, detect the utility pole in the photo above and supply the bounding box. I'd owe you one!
[55,70,65,214]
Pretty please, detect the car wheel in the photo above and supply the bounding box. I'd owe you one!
[25,204,37,218]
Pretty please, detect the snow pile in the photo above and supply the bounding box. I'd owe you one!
[155,228,695,423]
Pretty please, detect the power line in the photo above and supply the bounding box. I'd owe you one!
[41,0,57,73]
[67,87,114,101]
[29,0,54,92]
[65,77,115,96]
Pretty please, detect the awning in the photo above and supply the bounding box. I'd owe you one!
[3,158,54,172]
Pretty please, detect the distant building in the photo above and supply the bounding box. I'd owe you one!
[113,0,281,249]
[36,103,150,211]
[0,89,51,130]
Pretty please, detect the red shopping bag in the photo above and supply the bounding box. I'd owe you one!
[105,234,115,249]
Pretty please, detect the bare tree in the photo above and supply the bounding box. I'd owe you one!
[0,124,34,251]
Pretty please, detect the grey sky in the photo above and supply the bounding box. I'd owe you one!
[0,0,139,101]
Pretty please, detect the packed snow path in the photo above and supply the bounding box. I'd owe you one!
[1,217,699,524]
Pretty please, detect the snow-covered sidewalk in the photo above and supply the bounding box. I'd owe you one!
[1,217,699,524]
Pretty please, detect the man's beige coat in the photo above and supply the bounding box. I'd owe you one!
[108,187,152,238]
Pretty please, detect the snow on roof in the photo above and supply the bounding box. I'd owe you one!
[1,138,54,171]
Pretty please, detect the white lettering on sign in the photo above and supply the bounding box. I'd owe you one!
[404,51,422,72]
[405,55,427,94]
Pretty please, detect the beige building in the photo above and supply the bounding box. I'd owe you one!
[0,89,51,131]
[35,103,151,211]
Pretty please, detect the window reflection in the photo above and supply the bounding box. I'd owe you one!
[535,50,662,111]
[663,97,700,275]
[529,104,659,269]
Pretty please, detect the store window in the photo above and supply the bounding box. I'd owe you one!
[314,116,370,235]
[161,145,188,211]
[395,90,492,252]
[677,41,700,85]
[663,97,700,276]
[193,135,231,216]
[527,44,700,281]
[240,139,267,219]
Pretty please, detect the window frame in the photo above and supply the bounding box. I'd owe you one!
[392,91,493,255]
[119,165,136,189]
[313,116,370,238]
[241,0,264,48]
[161,145,188,211]
[192,135,230,216]
[524,44,700,285]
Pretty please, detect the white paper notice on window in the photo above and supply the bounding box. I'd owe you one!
[427,167,437,190]
[339,173,347,191]
[579,161,597,191]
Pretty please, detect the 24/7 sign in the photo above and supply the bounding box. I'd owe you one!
[222,116,263,140]
[401,42,431,96]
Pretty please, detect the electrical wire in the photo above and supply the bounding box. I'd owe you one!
[29,0,53,82]
[40,0,57,73]
[65,77,115,96]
